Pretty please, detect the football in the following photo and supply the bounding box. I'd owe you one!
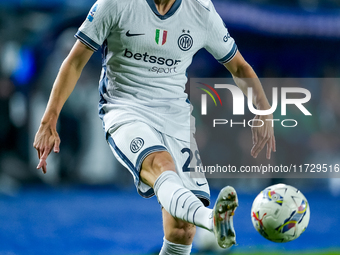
[251,184,310,243]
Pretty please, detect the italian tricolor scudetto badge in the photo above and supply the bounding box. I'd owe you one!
[155,29,167,45]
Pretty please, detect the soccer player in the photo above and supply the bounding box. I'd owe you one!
[33,0,276,253]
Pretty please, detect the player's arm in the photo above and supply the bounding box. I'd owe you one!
[33,40,94,174]
[224,50,276,159]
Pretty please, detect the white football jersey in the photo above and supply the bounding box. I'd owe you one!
[75,0,237,141]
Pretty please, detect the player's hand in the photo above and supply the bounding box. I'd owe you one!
[33,122,60,174]
[251,114,276,159]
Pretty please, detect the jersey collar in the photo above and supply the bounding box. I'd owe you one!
[145,0,182,20]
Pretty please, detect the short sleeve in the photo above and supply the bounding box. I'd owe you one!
[75,0,117,51]
[204,3,238,64]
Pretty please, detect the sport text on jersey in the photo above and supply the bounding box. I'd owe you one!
[123,48,181,74]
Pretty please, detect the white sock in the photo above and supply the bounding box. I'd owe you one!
[154,171,213,231]
[159,237,192,255]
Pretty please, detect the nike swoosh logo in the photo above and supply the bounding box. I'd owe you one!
[196,181,207,187]
[126,30,145,37]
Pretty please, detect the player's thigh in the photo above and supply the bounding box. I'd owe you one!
[162,208,196,245]
[107,121,170,195]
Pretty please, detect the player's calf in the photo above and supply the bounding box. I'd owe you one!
[162,209,196,245]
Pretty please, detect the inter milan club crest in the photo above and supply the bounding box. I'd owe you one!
[155,29,168,46]
[178,30,193,51]
[130,137,144,153]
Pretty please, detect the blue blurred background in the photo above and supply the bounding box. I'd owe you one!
[0,0,340,254]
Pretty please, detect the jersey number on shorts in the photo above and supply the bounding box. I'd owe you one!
[181,148,202,172]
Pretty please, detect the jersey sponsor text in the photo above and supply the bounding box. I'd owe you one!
[123,48,181,67]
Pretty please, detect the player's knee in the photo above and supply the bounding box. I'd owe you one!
[140,151,176,187]
[151,152,175,172]
[142,151,175,173]
[166,224,196,245]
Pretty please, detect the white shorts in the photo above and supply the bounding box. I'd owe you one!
[106,121,210,206]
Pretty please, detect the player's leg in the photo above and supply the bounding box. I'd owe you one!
[107,121,237,248]
[152,133,239,249]
[141,151,239,249]
[106,122,212,231]
[162,209,196,245]
[159,209,195,255]
[140,151,213,231]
